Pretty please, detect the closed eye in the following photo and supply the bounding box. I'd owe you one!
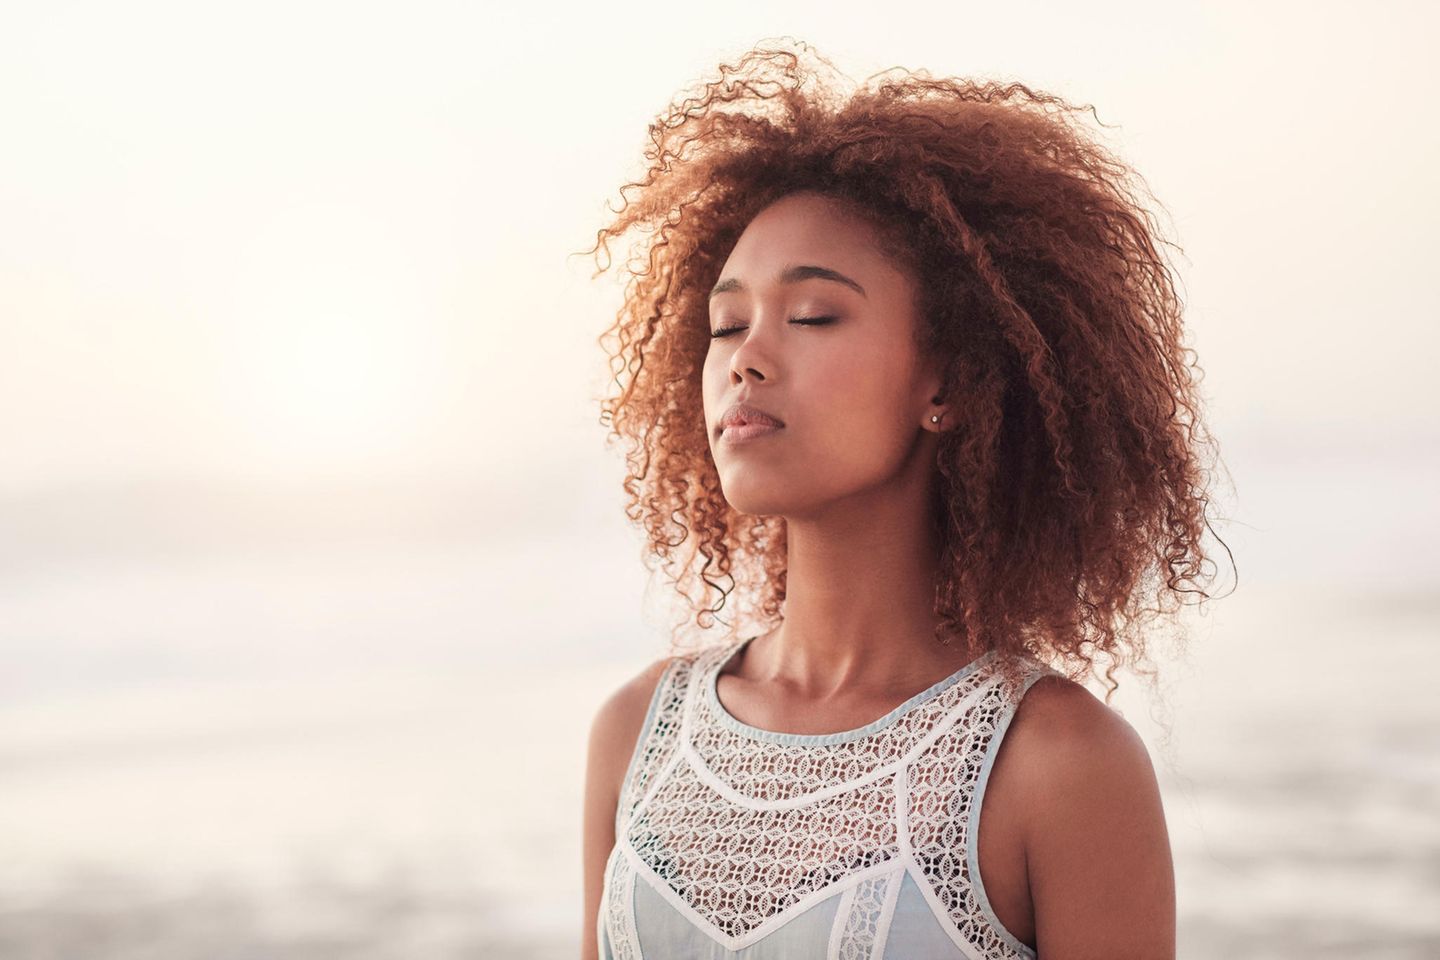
[709,316,837,339]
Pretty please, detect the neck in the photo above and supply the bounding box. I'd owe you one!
[749,471,973,697]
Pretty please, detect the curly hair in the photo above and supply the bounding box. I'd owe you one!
[579,38,1234,705]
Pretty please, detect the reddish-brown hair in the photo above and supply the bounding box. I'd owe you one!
[580,38,1233,702]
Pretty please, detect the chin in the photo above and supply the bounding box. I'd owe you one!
[717,478,795,518]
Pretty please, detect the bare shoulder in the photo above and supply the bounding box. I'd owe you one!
[1004,672,1176,957]
[1004,671,1164,827]
[1006,673,1152,771]
[587,656,676,789]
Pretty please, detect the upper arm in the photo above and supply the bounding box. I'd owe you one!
[580,657,672,960]
[1012,676,1176,960]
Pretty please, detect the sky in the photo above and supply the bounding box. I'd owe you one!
[0,0,1435,611]
[1,2,1434,473]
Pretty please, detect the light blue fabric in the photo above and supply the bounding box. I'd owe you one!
[633,864,844,958]
[603,864,981,958]
[880,870,972,959]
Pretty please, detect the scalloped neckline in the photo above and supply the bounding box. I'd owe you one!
[704,635,998,746]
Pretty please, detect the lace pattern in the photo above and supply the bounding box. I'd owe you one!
[628,757,899,939]
[601,845,640,960]
[615,655,694,837]
[689,646,999,803]
[829,869,901,960]
[908,667,1037,957]
[612,638,1055,957]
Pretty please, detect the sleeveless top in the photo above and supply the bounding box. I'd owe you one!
[598,635,1063,960]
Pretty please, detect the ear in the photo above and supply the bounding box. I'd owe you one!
[919,358,949,432]
[925,394,950,431]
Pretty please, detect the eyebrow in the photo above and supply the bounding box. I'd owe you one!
[708,263,868,300]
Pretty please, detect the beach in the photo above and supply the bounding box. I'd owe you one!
[1,529,1435,958]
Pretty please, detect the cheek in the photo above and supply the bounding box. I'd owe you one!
[803,360,915,469]
[701,353,727,414]
[819,342,910,417]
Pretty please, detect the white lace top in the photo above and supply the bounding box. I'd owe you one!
[599,635,1062,959]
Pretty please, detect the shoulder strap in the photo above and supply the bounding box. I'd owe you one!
[613,648,706,837]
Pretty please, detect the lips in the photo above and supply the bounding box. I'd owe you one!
[718,402,785,433]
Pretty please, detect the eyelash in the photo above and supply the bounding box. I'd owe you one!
[709,316,837,339]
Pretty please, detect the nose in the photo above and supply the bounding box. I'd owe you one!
[727,322,772,384]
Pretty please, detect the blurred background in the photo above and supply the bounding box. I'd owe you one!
[1,1,1436,957]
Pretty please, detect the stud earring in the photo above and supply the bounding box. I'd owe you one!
[930,414,940,424]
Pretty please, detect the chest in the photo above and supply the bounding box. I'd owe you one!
[602,646,1046,959]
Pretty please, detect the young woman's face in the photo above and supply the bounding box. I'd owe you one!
[703,191,941,519]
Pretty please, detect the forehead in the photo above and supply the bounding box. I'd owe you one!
[720,192,893,280]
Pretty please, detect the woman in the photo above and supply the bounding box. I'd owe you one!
[579,39,1227,960]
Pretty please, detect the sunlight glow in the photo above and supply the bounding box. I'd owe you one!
[214,203,448,469]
